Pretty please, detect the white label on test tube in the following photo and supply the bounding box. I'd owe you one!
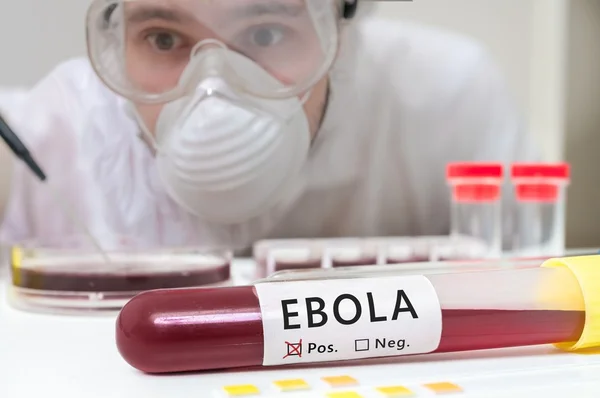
[256,275,442,366]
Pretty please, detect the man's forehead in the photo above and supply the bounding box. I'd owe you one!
[125,0,308,19]
[132,0,306,8]
[125,0,308,21]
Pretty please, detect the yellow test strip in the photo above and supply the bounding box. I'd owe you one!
[273,378,310,391]
[222,384,260,396]
[322,375,358,387]
[326,392,364,398]
[423,382,463,394]
[376,385,415,397]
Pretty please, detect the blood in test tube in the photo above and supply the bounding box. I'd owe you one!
[116,286,585,374]
[117,286,264,373]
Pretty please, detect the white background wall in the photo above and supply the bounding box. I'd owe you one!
[563,0,600,247]
[373,0,568,162]
[374,0,535,117]
[0,0,90,86]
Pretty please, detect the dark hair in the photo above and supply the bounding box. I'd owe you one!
[342,0,359,19]
[102,0,359,27]
[102,3,117,28]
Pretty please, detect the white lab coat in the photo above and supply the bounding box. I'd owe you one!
[0,17,537,251]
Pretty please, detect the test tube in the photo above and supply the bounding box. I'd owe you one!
[116,255,600,374]
[510,163,570,257]
[446,162,503,257]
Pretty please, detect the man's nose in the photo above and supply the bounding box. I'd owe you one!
[179,40,233,88]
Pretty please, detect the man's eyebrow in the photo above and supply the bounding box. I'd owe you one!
[228,2,305,18]
[121,2,305,26]
[125,6,195,24]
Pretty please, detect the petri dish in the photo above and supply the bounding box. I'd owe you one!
[8,237,232,315]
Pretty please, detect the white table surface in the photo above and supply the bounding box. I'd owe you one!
[2,258,600,398]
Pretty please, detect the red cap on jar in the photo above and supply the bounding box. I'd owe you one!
[446,162,504,203]
[511,163,570,202]
[447,162,504,180]
[511,163,570,180]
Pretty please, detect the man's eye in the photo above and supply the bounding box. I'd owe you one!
[246,25,286,47]
[146,32,183,51]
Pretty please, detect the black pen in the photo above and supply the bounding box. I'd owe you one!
[0,113,46,181]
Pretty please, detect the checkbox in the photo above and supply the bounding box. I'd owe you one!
[355,339,369,352]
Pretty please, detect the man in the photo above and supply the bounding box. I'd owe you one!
[0,0,535,252]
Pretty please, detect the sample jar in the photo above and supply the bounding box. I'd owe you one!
[446,162,503,257]
[510,163,570,256]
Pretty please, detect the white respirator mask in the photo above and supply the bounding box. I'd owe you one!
[135,48,311,224]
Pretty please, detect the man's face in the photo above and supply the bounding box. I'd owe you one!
[121,0,332,138]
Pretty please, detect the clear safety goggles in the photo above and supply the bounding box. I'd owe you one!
[86,0,344,103]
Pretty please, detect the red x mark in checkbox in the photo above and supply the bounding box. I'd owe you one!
[283,339,302,359]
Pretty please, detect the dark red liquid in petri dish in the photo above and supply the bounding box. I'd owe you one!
[116,286,585,373]
[12,263,230,292]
